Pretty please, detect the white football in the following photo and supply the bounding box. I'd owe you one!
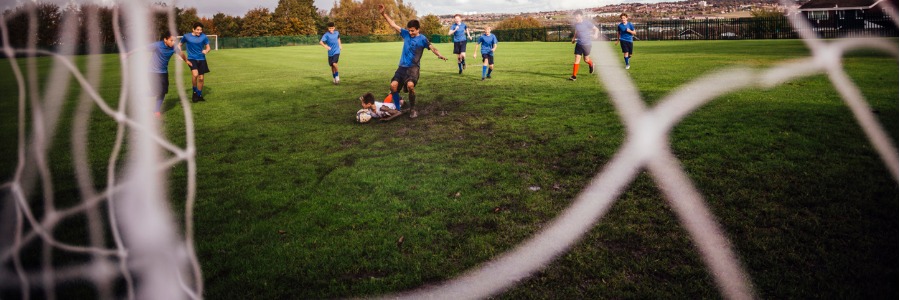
[356,109,372,123]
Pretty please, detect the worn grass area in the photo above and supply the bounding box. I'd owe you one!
[0,39,897,298]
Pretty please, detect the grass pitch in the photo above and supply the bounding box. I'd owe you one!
[0,39,897,298]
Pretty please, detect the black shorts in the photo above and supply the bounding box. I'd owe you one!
[150,73,169,98]
[619,41,634,54]
[188,59,210,75]
[391,66,420,90]
[481,54,494,65]
[328,54,340,66]
[453,41,467,54]
[574,44,592,56]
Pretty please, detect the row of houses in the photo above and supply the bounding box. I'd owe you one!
[798,0,896,29]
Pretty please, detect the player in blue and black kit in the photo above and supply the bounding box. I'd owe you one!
[474,26,498,81]
[448,14,472,74]
[569,10,599,81]
[379,4,447,119]
[615,13,637,70]
[320,22,343,84]
[179,22,211,102]
[150,32,189,119]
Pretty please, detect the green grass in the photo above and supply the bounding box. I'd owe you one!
[0,39,897,299]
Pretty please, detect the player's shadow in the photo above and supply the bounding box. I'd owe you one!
[497,69,561,80]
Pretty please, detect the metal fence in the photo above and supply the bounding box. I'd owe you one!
[211,16,899,50]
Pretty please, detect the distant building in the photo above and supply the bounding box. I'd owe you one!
[798,0,897,29]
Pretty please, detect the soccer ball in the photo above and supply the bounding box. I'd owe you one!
[356,109,372,123]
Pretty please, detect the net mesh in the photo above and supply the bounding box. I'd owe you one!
[0,0,897,299]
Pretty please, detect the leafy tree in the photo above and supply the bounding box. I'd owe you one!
[418,14,442,36]
[329,0,418,36]
[274,0,319,35]
[242,7,275,37]
[176,7,201,34]
[495,16,543,30]
[213,12,243,37]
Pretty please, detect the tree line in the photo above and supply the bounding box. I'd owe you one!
[1,0,549,50]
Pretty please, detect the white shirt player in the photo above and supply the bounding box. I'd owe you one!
[370,101,398,118]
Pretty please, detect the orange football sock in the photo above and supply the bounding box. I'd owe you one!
[573,64,580,76]
[586,58,593,67]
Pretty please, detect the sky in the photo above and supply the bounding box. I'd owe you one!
[2,0,656,18]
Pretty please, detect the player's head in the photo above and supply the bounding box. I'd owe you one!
[360,93,375,108]
[573,10,583,22]
[327,22,335,33]
[620,13,629,22]
[192,22,203,36]
[454,14,462,24]
[161,32,175,47]
[406,20,420,36]
[484,26,492,34]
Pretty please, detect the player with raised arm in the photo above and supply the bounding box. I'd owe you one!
[569,10,599,81]
[179,22,211,102]
[378,4,447,119]
[320,22,343,84]
[448,14,472,74]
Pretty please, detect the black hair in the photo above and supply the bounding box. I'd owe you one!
[361,93,375,104]
[327,22,335,27]
[192,22,203,30]
[406,20,420,30]
[574,10,583,16]
[160,32,174,40]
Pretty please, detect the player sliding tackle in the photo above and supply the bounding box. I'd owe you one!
[378,4,447,119]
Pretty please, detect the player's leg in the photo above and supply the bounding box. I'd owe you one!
[406,81,418,118]
[390,67,406,110]
[190,68,200,102]
[571,53,582,81]
[330,55,340,84]
[155,73,168,118]
[481,54,489,80]
[197,74,205,100]
[487,55,494,78]
[584,45,594,74]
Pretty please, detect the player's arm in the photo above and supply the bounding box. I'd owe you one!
[448,24,456,35]
[473,40,479,58]
[466,27,472,40]
[338,38,342,51]
[615,28,620,44]
[428,44,447,61]
[571,28,578,44]
[378,4,402,33]
[592,25,600,40]
[202,43,210,55]
[319,38,330,50]
[627,24,636,35]
[491,41,497,53]
[176,40,193,67]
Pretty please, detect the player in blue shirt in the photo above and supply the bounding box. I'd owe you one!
[320,22,343,84]
[379,4,447,119]
[569,10,599,81]
[179,22,211,102]
[150,32,189,119]
[474,27,498,81]
[448,14,472,74]
[615,13,637,70]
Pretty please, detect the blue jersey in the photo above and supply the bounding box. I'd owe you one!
[150,41,175,74]
[477,34,498,55]
[574,20,596,46]
[181,33,209,60]
[450,23,468,43]
[398,28,432,68]
[618,22,635,42]
[321,31,341,56]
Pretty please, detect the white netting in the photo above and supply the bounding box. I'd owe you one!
[0,0,897,299]
[1,1,201,299]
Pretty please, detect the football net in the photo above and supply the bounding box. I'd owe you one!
[0,1,897,300]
